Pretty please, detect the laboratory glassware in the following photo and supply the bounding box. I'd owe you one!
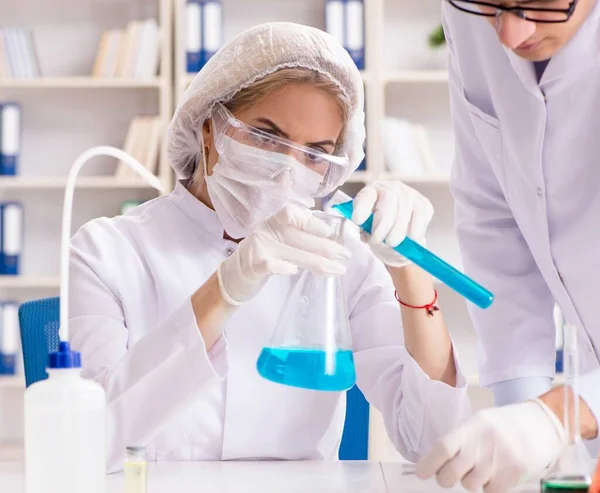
[541,324,592,492]
[125,446,147,493]
[257,212,356,391]
[330,193,494,309]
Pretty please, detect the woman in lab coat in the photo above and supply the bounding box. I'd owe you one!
[69,22,470,472]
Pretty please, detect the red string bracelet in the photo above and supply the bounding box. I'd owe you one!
[395,290,440,317]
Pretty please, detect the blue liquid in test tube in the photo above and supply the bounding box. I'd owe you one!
[332,201,494,310]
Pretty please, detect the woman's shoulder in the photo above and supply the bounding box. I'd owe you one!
[70,194,171,259]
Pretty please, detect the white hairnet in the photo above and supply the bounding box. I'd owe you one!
[167,22,365,192]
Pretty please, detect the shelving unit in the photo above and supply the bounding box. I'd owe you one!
[0,0,173,299]
[0,276,60,289]
[0,376,25,389]
[385,70,448,84]
[0,77,165,89]
[0,176,163,190]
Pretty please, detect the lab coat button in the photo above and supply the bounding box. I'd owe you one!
[536,187,543,197]
[225,247,234,257]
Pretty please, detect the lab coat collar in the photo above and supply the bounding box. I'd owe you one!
[541,0,600,86]
[502,0,600,96]
[169,180,225,237]
[503,46,540,98]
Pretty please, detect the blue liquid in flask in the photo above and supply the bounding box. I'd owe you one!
[257,347,356,391]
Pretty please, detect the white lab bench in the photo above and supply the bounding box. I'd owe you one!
[0,460,542,492]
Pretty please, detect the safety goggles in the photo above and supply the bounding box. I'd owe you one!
[446,0,579,23]
[210,103,349,195]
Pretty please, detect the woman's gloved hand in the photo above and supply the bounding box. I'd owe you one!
[416,399,565,493]
[218,204,351,306]
[351,180,434,268]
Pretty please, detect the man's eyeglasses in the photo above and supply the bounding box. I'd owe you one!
[446,0,579,23]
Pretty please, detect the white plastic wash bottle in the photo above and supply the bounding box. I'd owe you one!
[24,341,106,493]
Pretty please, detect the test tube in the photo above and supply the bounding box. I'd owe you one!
[124,446,147,493]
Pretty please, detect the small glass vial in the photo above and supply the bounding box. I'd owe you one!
[124,446,147,493]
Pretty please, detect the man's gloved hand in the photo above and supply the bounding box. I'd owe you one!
[351,180,434,268]
[218,204,351,305]
[416,399,565,493]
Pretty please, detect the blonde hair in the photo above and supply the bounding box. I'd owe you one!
[191,68,351,188]
[225,68,350,122]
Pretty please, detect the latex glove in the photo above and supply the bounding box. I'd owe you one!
[218,204,351,305]
[416,399,565,493]
[352,180,433,268]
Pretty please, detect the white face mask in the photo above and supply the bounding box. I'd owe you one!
[205,135,324,239]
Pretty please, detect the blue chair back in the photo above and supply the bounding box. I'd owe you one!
[340,385,370,460]
[18,297,60,387]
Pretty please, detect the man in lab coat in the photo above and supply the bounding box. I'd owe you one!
[417,0,600,491]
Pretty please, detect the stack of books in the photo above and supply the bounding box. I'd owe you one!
[115,116,163,179]
[0,27,41,79]
[91,18,160,79]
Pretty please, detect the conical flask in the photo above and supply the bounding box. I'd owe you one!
[256,212,356,392]
[541,324,592,492]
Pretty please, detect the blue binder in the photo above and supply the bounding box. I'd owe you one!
[345,0,365,70]
[0,202,24,275]
[0,300,19,375]
[326,0,365,70]
[186,0,203,73]
[201,0,222,67]
[0,103,21,176]
[326,0,345,48]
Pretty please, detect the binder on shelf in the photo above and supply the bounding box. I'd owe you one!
[0,300,19,375]
[325,0,345,48]
[325,0,365,70]
[202,1,223,67]
[0,103,21,176]
[0,202,23,276]
[345,0,365,70]
[186,0,203,73]
[357,155,366,172]
[186,0,223,73]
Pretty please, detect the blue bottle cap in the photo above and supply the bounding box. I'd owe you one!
[48,341,81,369]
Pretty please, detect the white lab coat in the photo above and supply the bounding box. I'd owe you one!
[442,0,600,447]
[69,182,469,472]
